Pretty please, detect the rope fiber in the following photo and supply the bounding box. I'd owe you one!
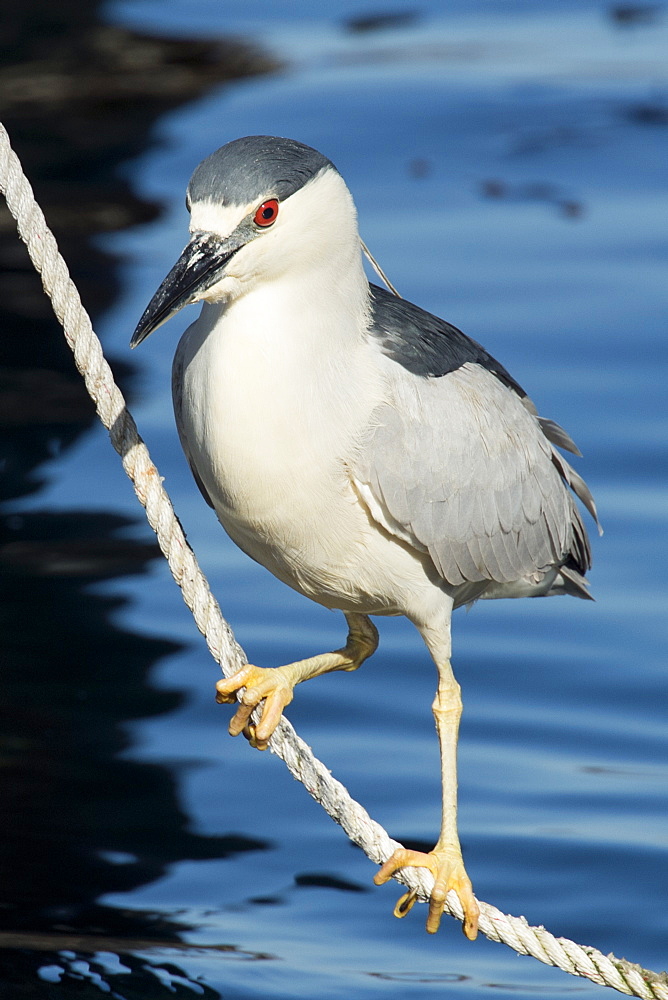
[1,121,665,999]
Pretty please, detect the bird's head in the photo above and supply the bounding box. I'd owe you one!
[131,135,360,347]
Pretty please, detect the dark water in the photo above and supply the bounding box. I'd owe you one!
[2,1,667,996]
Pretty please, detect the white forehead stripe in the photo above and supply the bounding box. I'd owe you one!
[189,200,250,238]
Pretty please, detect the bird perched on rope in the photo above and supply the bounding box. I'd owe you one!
[131,135,600,940]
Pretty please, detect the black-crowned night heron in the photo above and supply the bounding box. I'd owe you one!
[131,135,600,940]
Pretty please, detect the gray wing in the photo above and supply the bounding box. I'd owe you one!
[352,359,598,598]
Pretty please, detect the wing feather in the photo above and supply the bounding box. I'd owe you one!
[353,360,596,596]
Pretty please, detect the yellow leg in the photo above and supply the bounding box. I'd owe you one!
[374,655,479,939]
[215,613,378,750]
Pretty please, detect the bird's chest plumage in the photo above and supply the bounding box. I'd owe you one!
[172,295,384,602]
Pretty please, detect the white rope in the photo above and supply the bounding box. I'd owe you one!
[2,119,666,1000]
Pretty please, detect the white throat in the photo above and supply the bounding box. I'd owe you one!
[172,234,381,530]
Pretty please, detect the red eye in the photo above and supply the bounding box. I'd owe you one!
[254,199,279,227]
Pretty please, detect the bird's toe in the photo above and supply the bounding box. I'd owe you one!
[374,845,479,939]
[215,664,295,748]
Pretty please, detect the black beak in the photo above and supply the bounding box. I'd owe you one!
[130,229,248,348]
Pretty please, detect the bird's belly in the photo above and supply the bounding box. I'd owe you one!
[173,310,426,614]
[213,467,427,616]
[221,493,447,621]
[196,432,417,614]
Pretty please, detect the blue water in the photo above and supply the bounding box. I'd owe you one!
[20,1,668,996]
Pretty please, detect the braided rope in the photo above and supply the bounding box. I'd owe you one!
[2,120,665,999]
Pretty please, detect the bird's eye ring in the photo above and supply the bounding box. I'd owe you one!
[254,199,279,227]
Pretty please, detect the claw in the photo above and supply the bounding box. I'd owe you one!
[215,664,294,749]
[374,846,479,939]
[244,724,269,751]
[393,888,418,918]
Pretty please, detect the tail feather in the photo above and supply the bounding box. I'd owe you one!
[538,416,582,457]
[556,563,595,601]
[550,447,602,535]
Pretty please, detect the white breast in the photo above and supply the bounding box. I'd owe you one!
[173,279,393,605]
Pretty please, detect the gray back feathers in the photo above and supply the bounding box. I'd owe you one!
[369,285,526,396]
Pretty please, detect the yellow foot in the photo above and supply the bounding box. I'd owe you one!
[373,846,479,939]
[215,664,294,750]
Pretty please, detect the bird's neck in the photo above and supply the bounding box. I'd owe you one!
[209,249,371,364]
[175,253,383,527]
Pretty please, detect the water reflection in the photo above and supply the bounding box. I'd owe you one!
[0,0,276,993]
[0,509,269,935]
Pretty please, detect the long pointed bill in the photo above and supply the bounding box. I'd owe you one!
[130,229,249,348]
